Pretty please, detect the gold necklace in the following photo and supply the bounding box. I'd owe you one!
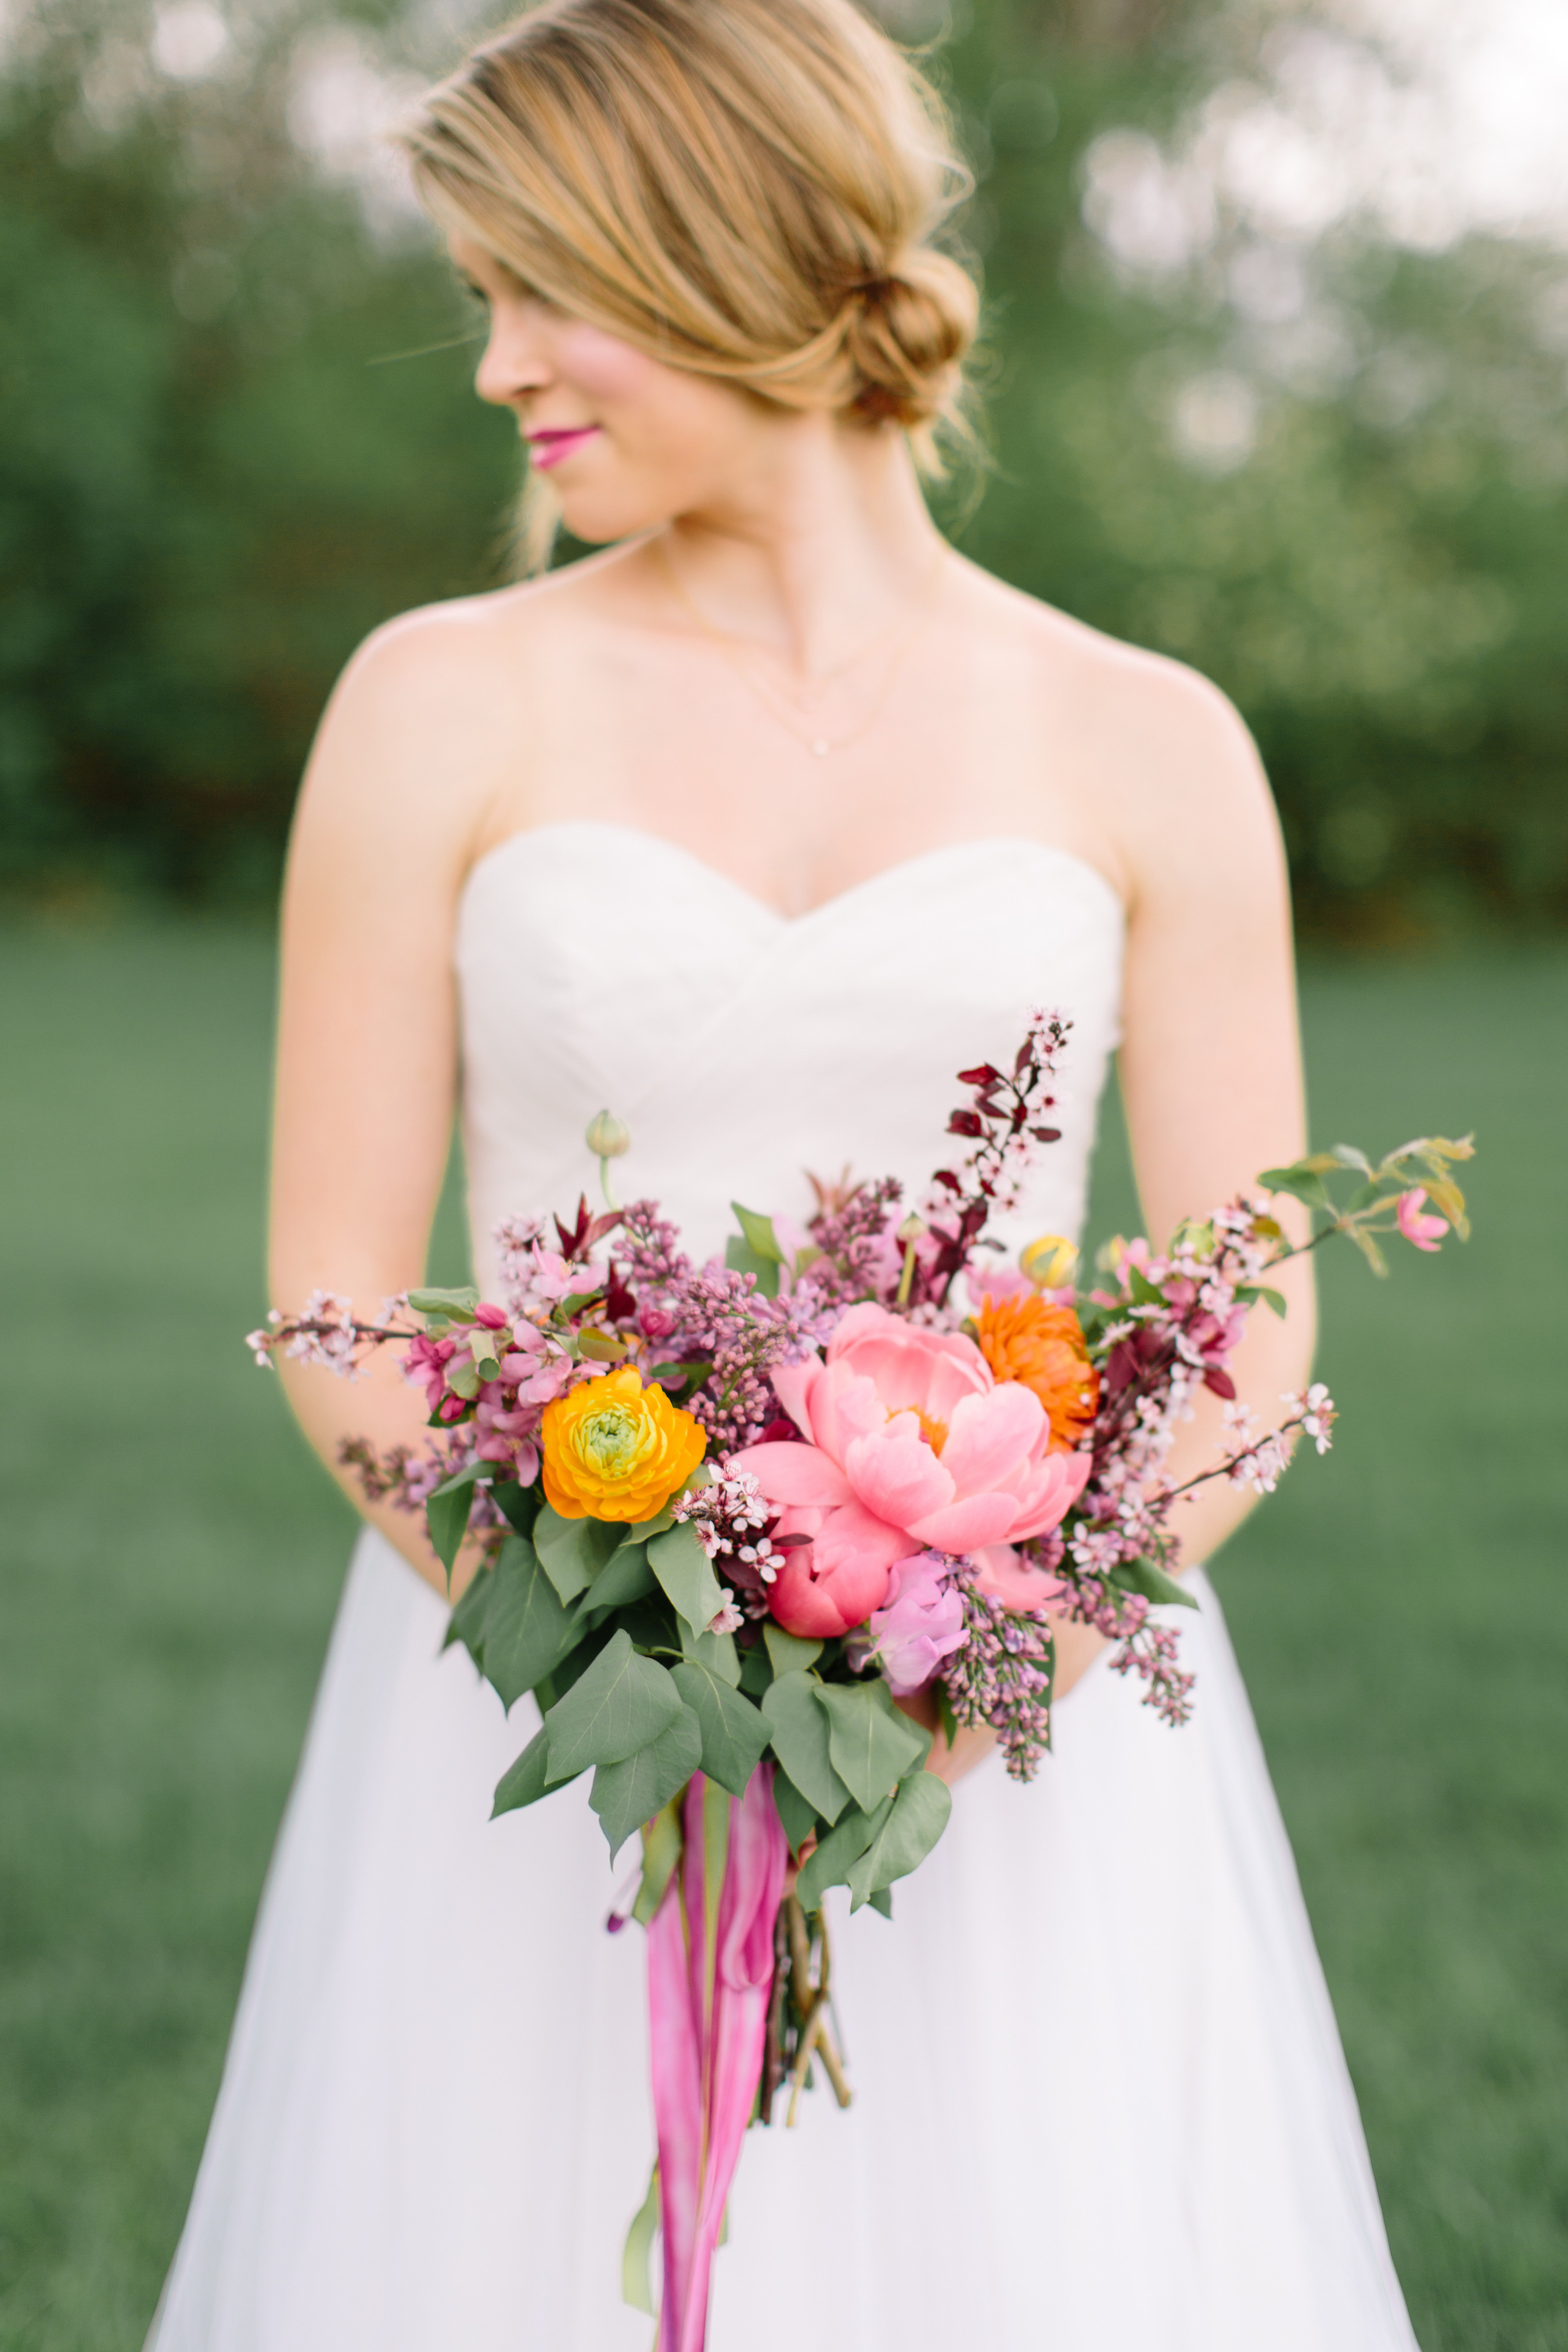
[655,537,948,759]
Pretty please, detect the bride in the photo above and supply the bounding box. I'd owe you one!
[148,0,1422,2343]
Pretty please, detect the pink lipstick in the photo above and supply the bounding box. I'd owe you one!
[527,425,600,471]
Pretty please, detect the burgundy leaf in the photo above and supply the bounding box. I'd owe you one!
[956,1063,1002,1086]
[947,1110,984,1137]
[1202,1366,1238,1400]
[1031,1126,1062,1144]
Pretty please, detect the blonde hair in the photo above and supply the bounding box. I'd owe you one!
[400,0,980,568]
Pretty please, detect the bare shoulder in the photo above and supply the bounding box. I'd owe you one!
[294,550,626,878]
[958,558,1282,914]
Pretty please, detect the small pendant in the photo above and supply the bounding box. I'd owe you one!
[811,738,830,757]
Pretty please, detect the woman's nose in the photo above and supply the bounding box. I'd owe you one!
[474,307,552,409]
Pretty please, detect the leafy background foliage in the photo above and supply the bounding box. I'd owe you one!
[3,0,1566,935]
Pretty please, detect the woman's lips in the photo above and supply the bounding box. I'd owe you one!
[527,425,600,471]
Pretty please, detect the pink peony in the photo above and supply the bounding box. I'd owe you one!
[1396,1188,1448,1253]
[732,1303,1091,1639]
[865,1553,968,1694]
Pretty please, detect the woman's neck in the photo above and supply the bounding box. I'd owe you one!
[657,414,947,683]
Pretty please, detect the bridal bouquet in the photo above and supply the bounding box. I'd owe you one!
[250,1015,1470,2350]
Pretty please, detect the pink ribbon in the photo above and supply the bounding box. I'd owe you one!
[646,1765,787,2351]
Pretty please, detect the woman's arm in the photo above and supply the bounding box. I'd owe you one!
[924,652,1314,1769]
[269,602,522,1599]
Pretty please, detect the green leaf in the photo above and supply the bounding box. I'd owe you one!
[1332,1143,1373,1175]
[544,1630,685,1776]
[408,1284,480,1321]
[814,1679,930,1813]
[491,1480,541,1538]
[764,1626,822,1678]
[680,1621,741,1686]
[590,1705,703,1859]
[1234,1284,1289,1319]
[534,1506,623,1604]
[1258,1165,1336,1213]
[492,1723,577,1818]
[771,1769,819,1857]
[671,1660,772,1799]
[846,1772,951,1909]
[443,1558,495,1666]
[621,2164,661,2316]
[631,1800,684,1929]
[867,1885,894,1920]
[723,1233,780,1297]
[1345,1222,1390,1278]
[577,1541,656,1620]
[730,1201,785,1264]
[1112,1556,1198,1613]
[794,1794,893,1909]
[481,1537,580,1708]
[646,1521,724,1635]
[738,1638,774,1697]
[426,1467,487,1580]
[761,1672,851,1824]
[444,1355,481,1401]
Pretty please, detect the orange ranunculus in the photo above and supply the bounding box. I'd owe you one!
[972,1292,1099,1455]
[540,1364,707,1521]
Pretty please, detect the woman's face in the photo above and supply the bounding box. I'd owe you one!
[452,235,782,540]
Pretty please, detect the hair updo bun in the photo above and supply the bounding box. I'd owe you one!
[840,251,978,429]
[402,0,981,515]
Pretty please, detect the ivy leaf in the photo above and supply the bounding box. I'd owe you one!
[723,1232,780,1297]
[1111,1557,1197,1612]
[576,1541,656,1621]
[1257,1164,1336,1214]
[763,1626,822,1678]
[631,1800,684,1929]
[793,1794,893,1910]
[443,1557,495,1668]
[846,1773,951,1910]
[544,1629,685,1776]
[738,1639,774,1697]
[679,1621,741,1686]
[534,1505,623,1604]
[621,2164,662,2317]
[772,1769,819,1858]
[407,1284,480,1322]
[646,1521,724,1636]
[761,1672,851,1824]
[730,1201,784,1264]
[590,1705,703,1859]
[814,1679,930,1813]
[670,1660,771,1799]
[491,1480,541,1538]
[491,1723,578,1818]
[425,1457,497,1579]
[482,1536,581,1708]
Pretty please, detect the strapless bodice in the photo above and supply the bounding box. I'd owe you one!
[455,823,1124,1291]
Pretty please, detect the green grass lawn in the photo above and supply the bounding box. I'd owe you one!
[0,921,1563,2350]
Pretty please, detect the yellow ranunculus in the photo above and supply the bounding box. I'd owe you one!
[540,1364,707,1522]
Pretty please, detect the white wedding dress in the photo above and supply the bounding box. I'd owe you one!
[149,825,1420,2351]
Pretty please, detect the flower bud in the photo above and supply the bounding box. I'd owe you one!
[585,1108,631,1161]
[1020,1234,1078,1288]
[896,1212,928,1244]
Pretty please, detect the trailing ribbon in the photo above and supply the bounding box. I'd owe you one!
[646,1763,788,2351]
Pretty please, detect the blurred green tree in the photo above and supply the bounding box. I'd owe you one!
[2,0,1565,935]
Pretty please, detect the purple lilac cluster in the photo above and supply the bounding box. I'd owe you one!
[617,1200,830,1453]
[940,1566,1057,1782]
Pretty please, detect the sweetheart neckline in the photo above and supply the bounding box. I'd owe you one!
[458,821,1125,932]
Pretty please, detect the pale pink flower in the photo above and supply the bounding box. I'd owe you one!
[732,1303,1091,1638]
[864,1553,968,1694]
[1396,1188,1448,1252]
